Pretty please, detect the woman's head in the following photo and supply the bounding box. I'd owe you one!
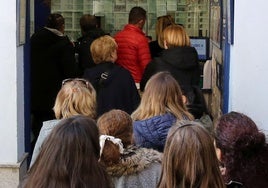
[156,15,175,48]
[80,14,97,34]
[159,121,225,188]
[53,78,97,119]
[90,35,118,64]
[163,24,191,49]
[97,109,133,166]
[132,71,193,120]
[46,13,65,33]
[25,115,110,188]
[128,6,147,25]
[214,111,267,183]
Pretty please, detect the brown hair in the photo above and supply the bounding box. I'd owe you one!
[156,15,175,48]
[215,111,268,187]
[131,72,193,121]
[158,121,225,188]
[163,24,191,48]
[80,14,97,32]
[24,115,110,188]
[97,109,133,166]
[46,13,64,31]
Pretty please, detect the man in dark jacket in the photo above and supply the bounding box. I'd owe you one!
[30,13,78,145]
[75,14,106,74]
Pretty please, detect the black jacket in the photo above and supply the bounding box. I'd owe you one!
[140,46,200,94]
[83,62,140,117]
[140,46,205,118]
[149,40,164,58]
[75,28,105,73]
[30,28,78,112]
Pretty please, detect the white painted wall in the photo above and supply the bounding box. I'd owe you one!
[0,0,25,163]
[229,0,268,134]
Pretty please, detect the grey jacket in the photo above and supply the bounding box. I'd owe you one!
[106,145,162,188]
[30,119,61,167]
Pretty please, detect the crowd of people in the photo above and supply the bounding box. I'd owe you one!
[26,6,268,188]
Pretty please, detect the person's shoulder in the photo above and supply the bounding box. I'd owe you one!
[134,113,171,125]
[151,57,164,64]
[114,64,133,76]
[180,46,198,54]
[42,119,61,131]
[83,66,100,77]
[135,147,162,161]
[149,40,159,48]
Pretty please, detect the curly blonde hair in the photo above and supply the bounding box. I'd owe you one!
[90,35,118,64]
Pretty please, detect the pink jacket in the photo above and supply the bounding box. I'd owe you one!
[114,24,151,83]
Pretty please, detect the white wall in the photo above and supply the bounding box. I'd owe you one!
[229,0,268,134]
[0,0,25,163]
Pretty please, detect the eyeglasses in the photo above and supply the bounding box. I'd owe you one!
[62,78,91,90]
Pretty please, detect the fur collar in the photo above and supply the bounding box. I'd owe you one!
[106,145,162,177]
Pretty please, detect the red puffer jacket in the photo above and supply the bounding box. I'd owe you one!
[114,24,151,83]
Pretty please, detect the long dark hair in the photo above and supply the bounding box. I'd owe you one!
[24,115,110,188]
[215,111,268,187]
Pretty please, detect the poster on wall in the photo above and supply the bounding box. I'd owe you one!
[210,0,222,48]
[227,0,234,44]
[17,0,26,46]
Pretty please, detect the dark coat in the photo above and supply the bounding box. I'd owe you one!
[30,28,78,112]
[140,46,200,94]
[83,62,140,117]
[75,28,106,73]
[149,40,164,58]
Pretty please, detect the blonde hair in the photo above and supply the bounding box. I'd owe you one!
[163,24,191,48]
[156,15,175,48]
[131,72,193,121]
[97,109,133,166]
[158,121,225,188]
[90,35,118,64]
[53,78,97,119]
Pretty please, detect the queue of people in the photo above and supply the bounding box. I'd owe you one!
[27,6,268,188]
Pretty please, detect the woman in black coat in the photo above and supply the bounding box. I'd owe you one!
[83,35,140,117]
[30,13,78,140]
[149,15,175,58]
[141,25,203,118]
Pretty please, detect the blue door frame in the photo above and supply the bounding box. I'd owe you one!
[24,0,51,165]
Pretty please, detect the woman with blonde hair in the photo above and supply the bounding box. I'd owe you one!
[30,78,96,166]
[158,121,226,188]
[132,71,193,152]
[97,109,162,188]
[149,15,175,58]
[140,24,203,119]
[83,35,140,117]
